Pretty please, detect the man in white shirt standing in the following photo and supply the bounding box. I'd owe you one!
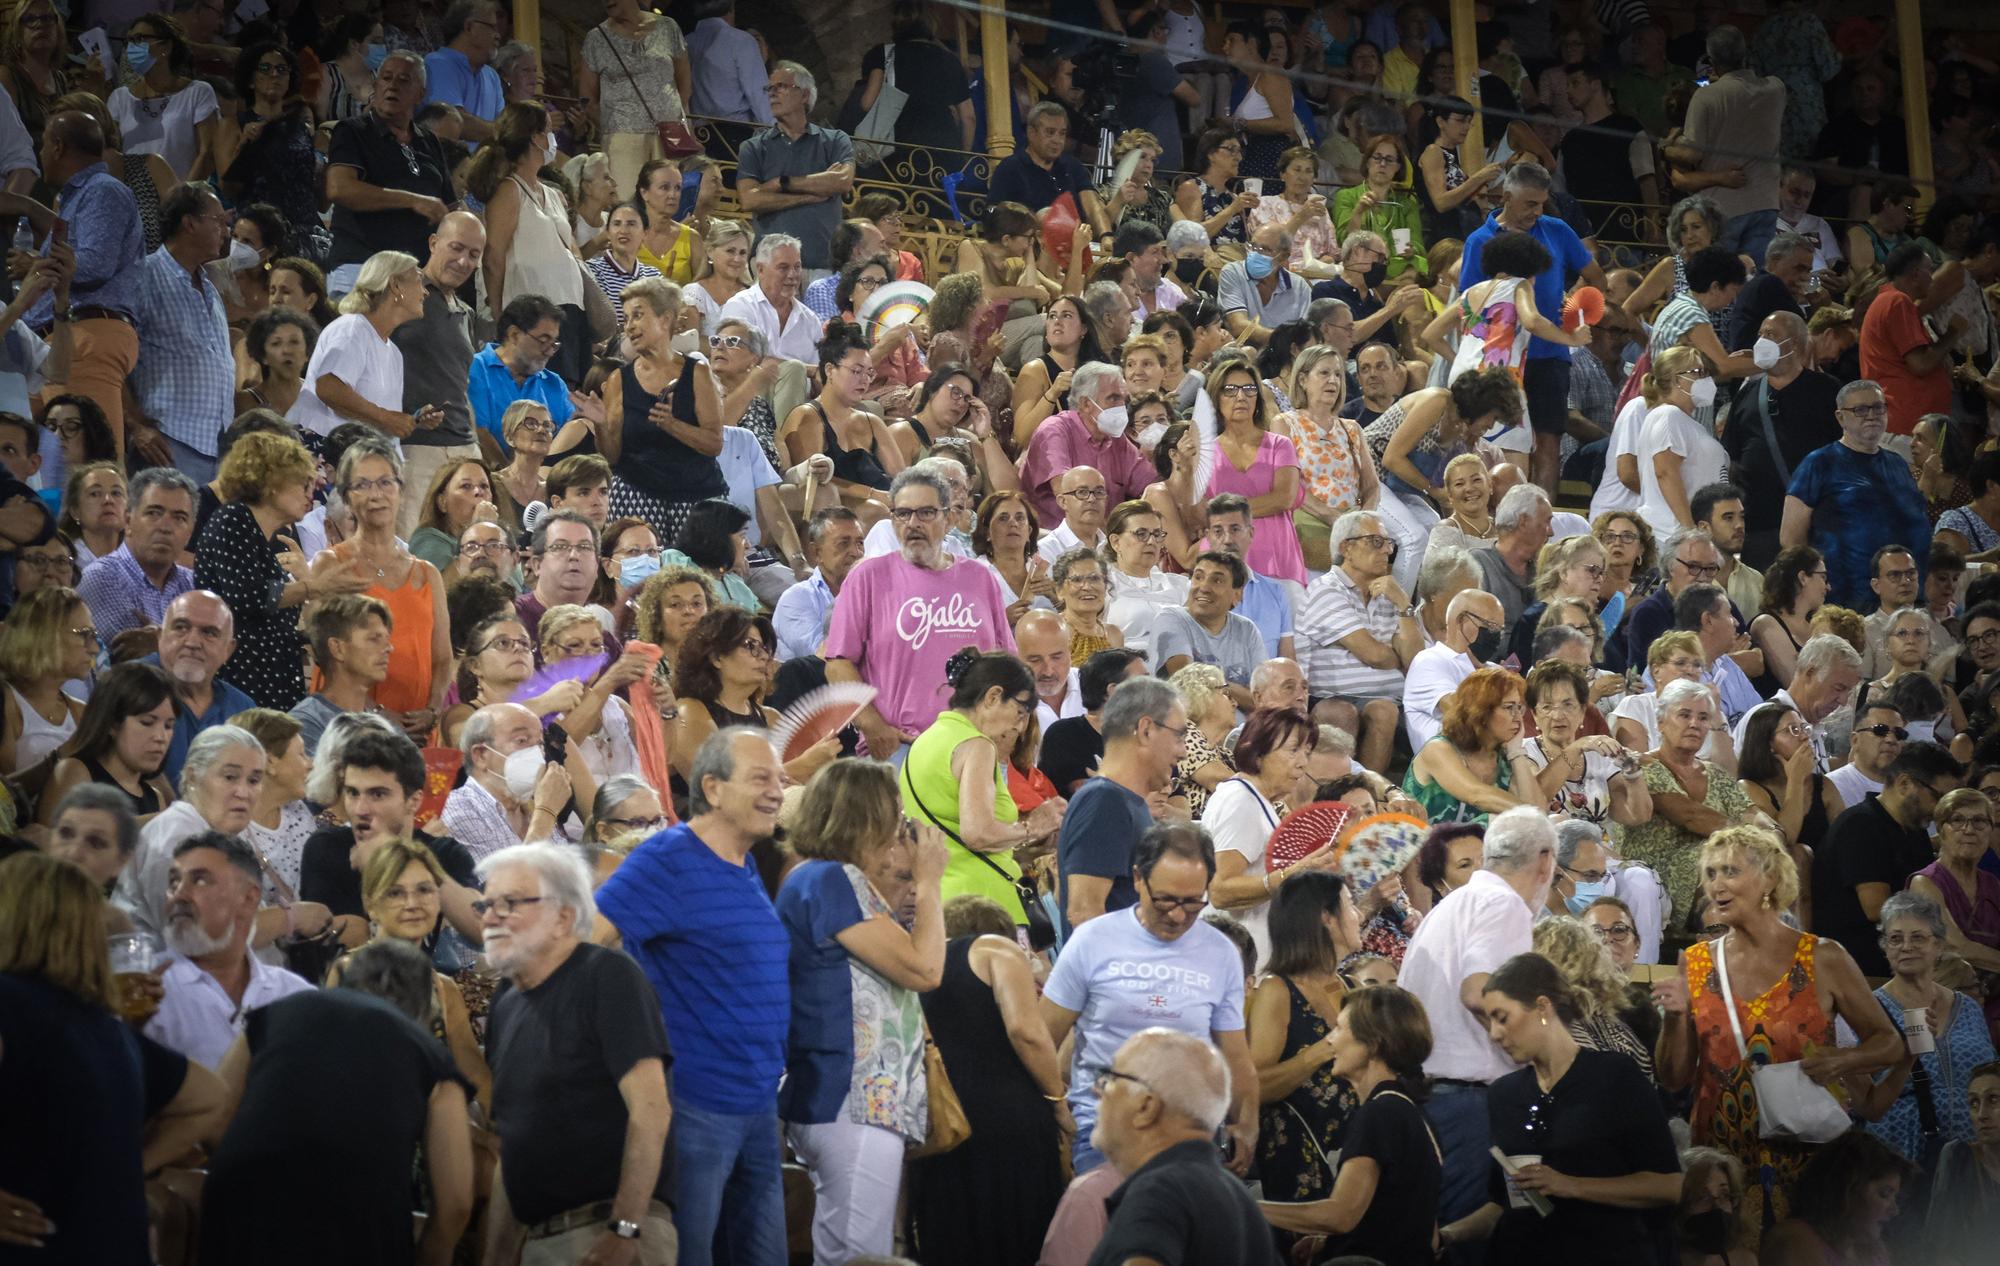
[1399,807,1554,1251]
[146,831,312,1070]
[1035,465,1109,564]
[1830,701,1905,806]
[1404,589,1502,750]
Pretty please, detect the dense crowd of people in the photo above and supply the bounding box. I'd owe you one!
[8,1,2000,1265]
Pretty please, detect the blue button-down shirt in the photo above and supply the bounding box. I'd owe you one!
[76,544,195,644]
[423,47,504,123]
[26,162,142,327]
[142,653,256,786]
[1237,570,1298,660]
[466,345,576,454]
[131,247,235,456]
[772,568,835,662]
[687,18,774,124]
[801,274,840,322]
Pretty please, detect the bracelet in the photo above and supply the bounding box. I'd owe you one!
[1263,870,1276,893]
[1043,1092,1065,1102]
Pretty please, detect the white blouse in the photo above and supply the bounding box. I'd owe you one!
[109,81,218,180]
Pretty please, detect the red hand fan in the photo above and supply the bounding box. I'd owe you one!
[1267,803,1355,872]
[1562,285,1605,331]
[769,682,878,764]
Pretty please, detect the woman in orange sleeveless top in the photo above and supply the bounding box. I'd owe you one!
[315,441,454,743]
[1655,826,1902,1243]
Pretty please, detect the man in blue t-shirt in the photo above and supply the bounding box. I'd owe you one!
[1781,379,1932,612]
[595,728,791,1266]
[1043,822,1258,1175]
[1456,162,1609,499]
[1057,677,1187,937]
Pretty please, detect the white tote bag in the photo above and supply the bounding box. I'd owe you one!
[1712,936,1852,1144]
[852,45,907,167]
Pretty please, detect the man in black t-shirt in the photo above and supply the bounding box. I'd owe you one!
[1720,312,1841,569]
[1085,1028,1278,1266]
[1812,743,1963,977]
[482,842,676,1263]
[1559,63,1658,244]
[989,101,1100,217]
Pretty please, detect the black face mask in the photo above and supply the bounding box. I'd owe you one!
[1357,260,1388,290]
[1174,258,1206,286]
[1465,619,1505,663]
[1681,1209,1735,1255]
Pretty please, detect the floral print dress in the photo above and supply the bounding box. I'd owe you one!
[1257,976,1359,1201]
[839,864,930,1141]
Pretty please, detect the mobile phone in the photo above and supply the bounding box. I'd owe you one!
[50,219,65,247]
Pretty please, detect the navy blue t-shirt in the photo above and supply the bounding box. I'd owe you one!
[1057,776,1153,936]
[595,822,790,1115]
[1787,440,1933,612]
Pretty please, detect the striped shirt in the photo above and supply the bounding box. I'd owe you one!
[584,252,663,323]
[595,822,792,1115]
[1299,565,1406,700]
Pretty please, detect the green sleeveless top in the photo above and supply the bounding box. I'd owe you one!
[900,708,1024,920]
[1400,736,1513,825]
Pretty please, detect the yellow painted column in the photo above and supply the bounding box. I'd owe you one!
[1895,0,1934,214]
[981,1,1014,156]
[513,0,540,57]
[1449,0,1484,162]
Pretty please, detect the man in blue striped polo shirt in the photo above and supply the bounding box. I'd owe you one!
[596,727,791,1266]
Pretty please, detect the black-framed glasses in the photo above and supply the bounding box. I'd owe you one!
[1560,862,1611,885]
[890,506,942,524]
[460,539,513,558]
[737,637,774,661]
[470,895,545,918]
[598,815,668,837]
[1592,922,1636,944]
[1857,724,1910,741]
[1059,486,1108,501]
[19,553,74,572]
[1599,530,1639,545]
[478,636,533,655]
[1217,383,1260,398]
[1967,628,2000,650]
[1841,403,1889,419]
[1089,1066,1151,1098]
[1944,815,1993,830]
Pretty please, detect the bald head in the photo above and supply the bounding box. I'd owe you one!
[1015,610,1073,702]
[1056,464,1108,534]
[1444,588,1503,654]
[40,110,104,184]
[426,211,488,289]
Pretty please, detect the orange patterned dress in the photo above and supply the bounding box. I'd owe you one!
[1686,932,1835,1241]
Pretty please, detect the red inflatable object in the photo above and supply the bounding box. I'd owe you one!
[1562,285,1605,330]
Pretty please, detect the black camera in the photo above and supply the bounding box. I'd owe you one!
[1068,39,1139,133]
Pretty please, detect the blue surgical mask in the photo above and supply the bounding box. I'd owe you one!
[125,40,157,76]
[1244,251,1275,281]
[1565,877,1616,915]
[619,553,662,588]
[363,42,390,72]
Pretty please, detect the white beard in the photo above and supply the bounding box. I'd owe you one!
[166,914,233,958]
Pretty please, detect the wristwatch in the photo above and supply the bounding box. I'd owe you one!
[610,1219,642,1240]
[779,174,792,193]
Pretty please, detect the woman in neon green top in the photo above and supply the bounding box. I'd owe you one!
[1333,134,1428,285]
[899,650,1065,925]
[1402,665,1544,824]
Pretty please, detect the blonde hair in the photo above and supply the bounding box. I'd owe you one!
[1641,344,1708,408]
[0,852,118,1011]
[360,839,448,925]
[1284,343,1348,412]
[1645,629,1702,674]
[537,603,603,655]
[697,219,753,285]
[1170,661,1228,723]
[1701,825,1800,912]
[788,759,901,864]
[1121,332,1169,366]
[217,431,315,504]
[1531,915,1630,1024]
[1810,604,1866,654]
[1533,533,1606,600]
[338,250,420,315]
[1112,129,1163,161]
[0,586,83,683]
[622,276,683,321]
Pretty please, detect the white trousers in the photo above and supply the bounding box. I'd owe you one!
[1612,862,1669,965]
[785,1119,906,1265]
[1376,488,1437,597]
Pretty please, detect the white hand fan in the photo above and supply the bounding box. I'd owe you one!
[768,682,878,764]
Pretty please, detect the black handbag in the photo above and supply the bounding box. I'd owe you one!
[902,759,1056,951]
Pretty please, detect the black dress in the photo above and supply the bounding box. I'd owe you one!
[1256,976,1358,1203]
[812,401,891,491]
[908,936,1066,1266]
[194,500,305,710]
[1314,1078,1442,1266]
[79,754,165,815]
[607,356,727,546]
[225,104,320,231]
[199,989,463,1266]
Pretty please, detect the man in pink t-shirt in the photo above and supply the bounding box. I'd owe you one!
[1859,244,1960,439]
[1018,361,1154,525]
[825,466,1018,761]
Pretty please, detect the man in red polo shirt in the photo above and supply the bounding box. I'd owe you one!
[1859,243,1963,460]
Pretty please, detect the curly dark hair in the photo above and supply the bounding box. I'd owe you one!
[673,498,752,572]
[835,254,896,317]
[1759,545,1826,615]
[816,321,872,376]
[1786,1131,1916,1239]
[244,305,319,372]
[1447,365,1523,430]
[1416,822,1484,896]
[1234,707,1317,776]
[1476,230,1553,281]
[673,607,776,706]
[232,201,290,259]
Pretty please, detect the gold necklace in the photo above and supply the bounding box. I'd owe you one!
[1450,509,1492,536]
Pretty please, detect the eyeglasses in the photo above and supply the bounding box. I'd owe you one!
[1561,863,1611,885]
[470,894,545,918]
[1125,528,1168,543]
[1599,530,1639,545]
[1881,931,1936,948]
[1841,404,1889,419]
[510,419,555,438]
[1571,563,1606,579]
[51,418,84,437]
[1591,922,1636,944]
[764,81,801,96]
[542,542,598,558]
[1217,383,1261,398]
[344,475,401,494]
[1064,572,1105,587]
[1945,815,1993,830]
[709,334,750,350]
[1152,720,1190,740]
[1968,628,2000,650]
[1247,243,1281,257]
[1890,627,1929,639]
[19,554,73,572]
[460,539,512,557]
[1858,724,1910,740]
[1350,533,1395,552]
[1673,556,1721,579]
[1090,1066,1152,1097]
[1059,486,1108,501]
[1145,890,1208,915]
[70,626,99,647]
[1369,152,1400,165]
[890,506,943,524]
[599,815,669,837]
[736,637,774,661]
[478,636,533,655]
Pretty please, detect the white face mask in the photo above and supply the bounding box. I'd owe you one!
[1093,403,1130,438]
[1752,337,1787,371]
[1688,376,1718,408]
[500,744,546,801]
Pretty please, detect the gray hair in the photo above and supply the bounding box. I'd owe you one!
[1665,195,1723,251]
[804,505,860,545]
[591,773,656,824]
[688,726,774,815]
[887,463,954,509]
[1306,297,1353,326]
[1658,677,1714,715]
[1503,161,1552,194]
[1165,219,1209,254]
[380,49,426,91]
[1316,724,1355,756]
[1254,225,1295,261]
[337,249,419,316]
[336,436,403,491]
[1026,100,1068,130]
[1877,890,1948,941]
[1534,623,1591,659]
[773,60,817,110]
[304,712,400,805]
[1328,509,1383,565]
[1766,231,1814,268]
[753,232,803,267]
[182,724,265,796]
[1795,632,1863,681]
[1837,378,1886,409]
[1555,818,1604,869]
[490,40,536,83]
[338,939,438,1026]
[714,316,769,359]
[1494,483,1550,534]
[1248,658,1300,696]
[1080,280,1128,326]
[1340,228,1387,258]
[1661,525,1716,563]
[1101,676,1181,742]
[1482,805,1556,875]
[1417,544,1479,599]
[1117,1027,1232,1132]
[459,702,530,758]
[52,783,140,859]
[476,841,596,937]
[1706,24,1748,72]
[1070,360,1124,406]
[129,465,199,509]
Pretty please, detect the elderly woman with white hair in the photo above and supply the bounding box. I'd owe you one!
[286,251,439,439]
[1616,677,1756,938]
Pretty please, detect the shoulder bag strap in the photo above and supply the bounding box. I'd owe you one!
[1711,936,1753,1063]
[901,750,1018,885]
[1224,776,1280,832]
[1753,374,1792,487]
[1881,993,1944,1139]
[597,23,663,130]
[1375,1089,1445,1166]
